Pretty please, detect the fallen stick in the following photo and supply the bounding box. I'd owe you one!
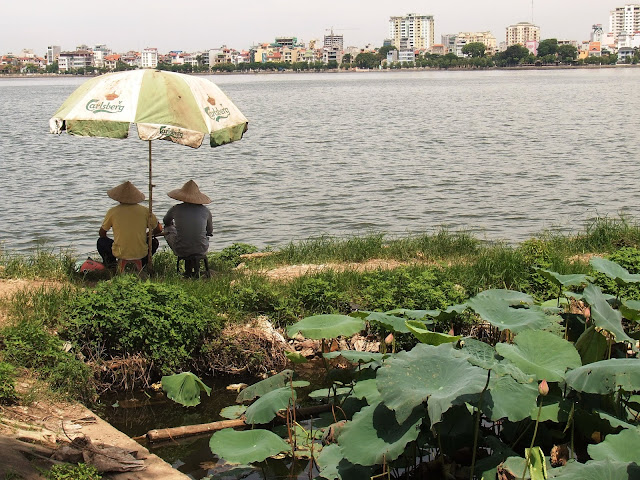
[146,404,332,443]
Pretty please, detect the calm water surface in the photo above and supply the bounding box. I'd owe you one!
[1,69,639,255]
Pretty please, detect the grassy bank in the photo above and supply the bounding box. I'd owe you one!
[1,217,640,403]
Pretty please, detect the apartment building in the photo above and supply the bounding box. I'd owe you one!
[389,13,435,50]
[505,22,540,47]
[324,33,344,50]
[455,31,497,56]
[46,45,60,65]
[58,50,94,71]
[610,4,640,36]
[141,48,158,68]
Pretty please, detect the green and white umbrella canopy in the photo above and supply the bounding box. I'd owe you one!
[50,69,248,148]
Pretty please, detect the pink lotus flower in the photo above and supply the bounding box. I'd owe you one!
[539,379,549,396]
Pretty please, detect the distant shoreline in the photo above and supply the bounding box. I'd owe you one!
[0,63,635,80]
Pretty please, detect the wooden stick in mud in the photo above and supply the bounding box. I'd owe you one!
[146,404,332,443]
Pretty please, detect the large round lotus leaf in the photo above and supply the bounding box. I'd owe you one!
[538,269,592,288]
[459,337,498,369]
[364,311,411,333]
[576,326,609,365]
[236,370,293,403]
[219,404,247,420]
[621,300,640,323]
[495,330,582,382]
[161,372,211,407]
[582,284,633,344]
[385,308,434,323]
[352,378,381,404]
[324,351,386,363]
[533,394,571,423]
[316,444,373,480]
[377,343,487,426]
[337,402,423,466]
[308,387,352,401]
[245,387,295,425]
[405,321,461,345]
[590,257,640,286]
[482,374,539,422]
[286,315,365,340]
[475,289,534,304]
[209,428,290,464]
[547,459,640,479]
[565,359,640,394]
[594,410,636,430]
[588,428,640,462]
[494,360,536,385]
[467,293,553,334]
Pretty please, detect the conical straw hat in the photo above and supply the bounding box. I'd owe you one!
[167,180,211,205]
[107,181,145,204]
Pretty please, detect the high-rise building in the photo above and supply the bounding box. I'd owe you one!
[141,48,158,68]
[609,4,640,36]
[505,22,540,47]
[46,45,61,64]
[324,33,343,50]
[389,13,435,50]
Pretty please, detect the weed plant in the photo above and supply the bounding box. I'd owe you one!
[0,246,76,280]
[0,361,17,404]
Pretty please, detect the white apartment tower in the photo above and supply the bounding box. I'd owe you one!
[46,45,61,64]
[141,48,158,68]
[610,4,640,35]
[506,22,540,47]
[389,13,435,50]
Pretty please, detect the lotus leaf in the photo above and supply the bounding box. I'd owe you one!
[621,300,640,323]
[494,359,537,384]
[377,343,487,426]
[352,378,381,404]
[582,284,633,344]
[565,359,640,394]
[588,428,640,462]
[285,351,308,363]
[459,337,498,370]
[475,289,534,305]
[160,372,211,407]
[475,436,517,480]
[308,387,352,401]
[236,370,293,403]
[526,446,548,480]
[547,459,640,479]
[537,269,592,288]
[410,303,467,322]
[575,326,609,365]
[594,410,637,430]
[245,387,295,425]
[533,394,570,423]
[209,428,290,464]
[406,321,461,345]
[495,330,582,382]
[337,402,423,466]
[316,444,373,480]
[323,351,386,363]
[482,374,539,422]
[467,292,553,334]
[286,314,365,340]
[219,405,247,420]
[590,257,640,286]
[291,380,310,388]
[364,311,411,333]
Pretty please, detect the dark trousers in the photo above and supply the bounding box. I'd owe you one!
[97,237,159,267]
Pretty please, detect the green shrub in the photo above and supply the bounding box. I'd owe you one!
[1,320,93,401]
[42,463,101,480]
[211,243,258,269]
[62,275,219,375]
[292,276,351,314]
[0,361,17,404]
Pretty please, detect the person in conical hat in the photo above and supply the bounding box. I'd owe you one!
[163,180,213,273]
[97,181,162,268]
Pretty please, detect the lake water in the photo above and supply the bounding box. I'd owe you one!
[1,68,639,256]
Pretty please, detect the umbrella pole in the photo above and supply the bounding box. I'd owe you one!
[147,140,154,272]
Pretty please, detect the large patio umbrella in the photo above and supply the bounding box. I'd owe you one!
[49,69,248,268]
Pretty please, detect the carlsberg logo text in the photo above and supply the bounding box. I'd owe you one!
[86,99,125,114]
[159,127,184,139]
[204,106,230,122]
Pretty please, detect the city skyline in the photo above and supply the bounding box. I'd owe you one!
[0,0,627,54]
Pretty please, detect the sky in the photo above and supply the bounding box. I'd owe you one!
[0,0,625,55]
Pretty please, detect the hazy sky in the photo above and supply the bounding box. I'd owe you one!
[1,0,624,54]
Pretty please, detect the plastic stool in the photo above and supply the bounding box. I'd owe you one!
[117,259,143,274]
[177,255,210,278]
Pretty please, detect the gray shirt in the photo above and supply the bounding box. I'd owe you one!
[163,203,213,257]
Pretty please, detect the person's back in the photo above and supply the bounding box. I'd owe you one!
[163,180,213,258]
[104,203,152,260]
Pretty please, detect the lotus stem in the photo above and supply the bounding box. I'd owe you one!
[470,369,491,480]
[521,397,543,480]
